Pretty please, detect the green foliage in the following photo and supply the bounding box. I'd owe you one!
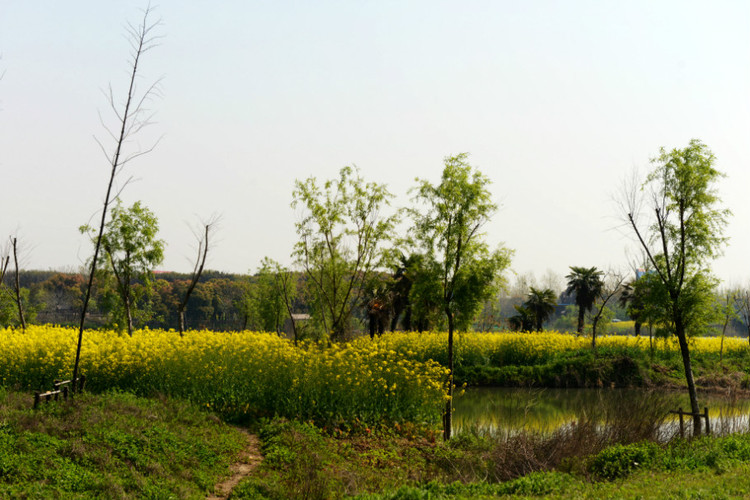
[518,287,557,331]
[252,257,293,334]
[292,166,398,341]
[81,200,164,335]
[565,266,604,334]
[410,154,512,331]
[629,140,730,340]
[0,288,35,327]
[590,441,661,479]
[404,253,444,331]
[0,390,244,498]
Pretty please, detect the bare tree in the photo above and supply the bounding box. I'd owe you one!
[0,251,8,286]
[734,287,750,345]
[589,270,625,350]
[10,237,26,331]
[72,6,162,391]
[0,242,10,322]
[274,264,299,344]
[178,216,219,335]
[716,288,737,363]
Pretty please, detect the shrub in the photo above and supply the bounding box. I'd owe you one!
[590,441,661,479]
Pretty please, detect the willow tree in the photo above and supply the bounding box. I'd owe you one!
[411,153,511,440]
[623,139,730,436]
[292,166,397,341]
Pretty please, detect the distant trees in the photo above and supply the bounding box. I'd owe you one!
[410,153,512,441]
[620,278,646,337]
[565,266,604,334]
[623,139,730,436]
[252,257,290,334]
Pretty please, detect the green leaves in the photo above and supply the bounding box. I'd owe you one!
[410,153,511,330]
[83,200,164,334]
[292,166,398,340]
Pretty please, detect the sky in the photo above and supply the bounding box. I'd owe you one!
[1,1,749,287]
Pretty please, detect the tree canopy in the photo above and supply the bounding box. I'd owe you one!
[82,200,164,335]
[292,166,398,341]
[565,266,604,334]
[624,139,730,435]
[410,153,512,440]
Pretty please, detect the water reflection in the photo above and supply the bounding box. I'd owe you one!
[453,387,750,437]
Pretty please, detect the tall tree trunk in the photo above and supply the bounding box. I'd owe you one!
[443,308,454,441]
[72,7,160,392]
[576,306,585,334]
[634,320,641,337]
[368,312,376,339]
[591,318,598,351]
[125,293,134,336]
[403,307,412,332]
[675,319,701,436]
[178,310,186,335]
[11,238,26,331]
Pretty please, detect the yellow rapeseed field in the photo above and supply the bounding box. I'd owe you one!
[2,326,746,424]
[0,325,448,425]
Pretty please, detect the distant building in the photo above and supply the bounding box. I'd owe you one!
[283,313,311,339]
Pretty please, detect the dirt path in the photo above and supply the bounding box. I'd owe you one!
[207,430,263,500]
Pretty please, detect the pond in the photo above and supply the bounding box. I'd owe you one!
[453,387,750,437]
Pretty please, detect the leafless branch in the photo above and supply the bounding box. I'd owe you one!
[178,215,221,335]
[72,5,162,391]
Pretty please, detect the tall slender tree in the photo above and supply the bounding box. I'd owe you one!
[411,153,512,440]
[622,139,730,435]
[73,6,161,388]
[178,217,218,335]
[10,237,26,331]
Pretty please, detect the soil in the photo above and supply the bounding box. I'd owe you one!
[207,429,263,500]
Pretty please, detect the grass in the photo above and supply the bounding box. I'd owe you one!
[230,418,750,499]
[0,387,245,499]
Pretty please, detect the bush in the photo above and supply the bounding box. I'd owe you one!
[590,441,661,479]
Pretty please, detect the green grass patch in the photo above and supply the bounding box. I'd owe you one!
[231,419,750,499]
[0,388,245,499]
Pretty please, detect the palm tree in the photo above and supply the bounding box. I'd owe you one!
[565,266,604,334]
[619,278,645,337]
[509,304,533,331]
[524,287,558,331]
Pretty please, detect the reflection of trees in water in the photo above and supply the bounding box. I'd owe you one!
[453,388,750,435]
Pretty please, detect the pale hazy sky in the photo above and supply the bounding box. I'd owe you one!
[1,1,748,286]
